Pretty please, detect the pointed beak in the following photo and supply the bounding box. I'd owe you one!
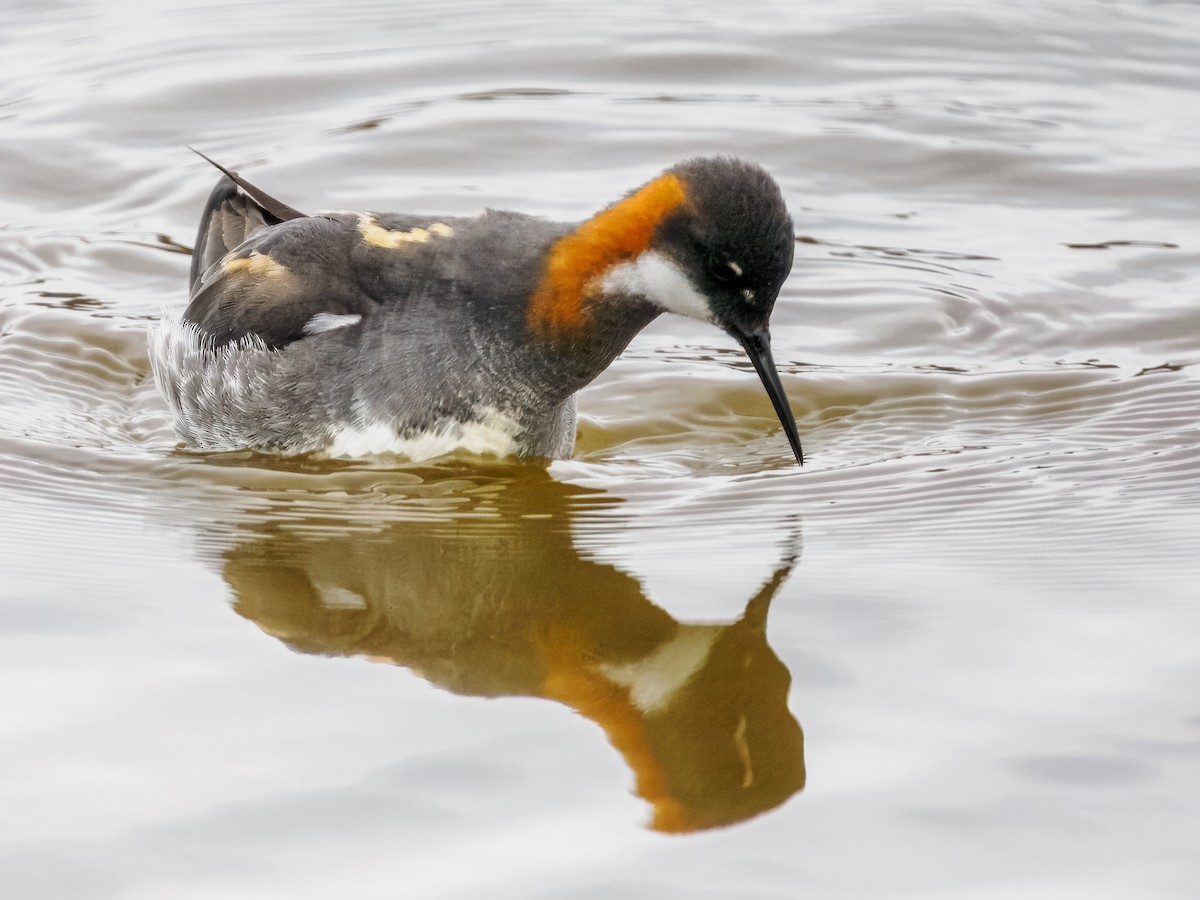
[735,329,804,467]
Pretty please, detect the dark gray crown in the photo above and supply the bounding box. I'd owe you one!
[656,157,795,337]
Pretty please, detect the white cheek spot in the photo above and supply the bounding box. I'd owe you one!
[601,250,713,323]
[741,288,755,302]
[733,714,754,788]
[303,313,363,336]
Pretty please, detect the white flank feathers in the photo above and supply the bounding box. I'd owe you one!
[150,316,523,461]
[321,408,522,461]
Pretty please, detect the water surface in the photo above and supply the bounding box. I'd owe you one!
[2,1,1199,897]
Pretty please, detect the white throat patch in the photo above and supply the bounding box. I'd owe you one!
[600,625,721,712]
[601,250,713,323]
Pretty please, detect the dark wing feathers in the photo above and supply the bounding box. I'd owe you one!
[187,150,307,289]
[189,177,276,288]
[185,215,376,350]
[188,148,306,222]
[184,155,376,349]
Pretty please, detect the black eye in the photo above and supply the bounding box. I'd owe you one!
[707,258,742,285]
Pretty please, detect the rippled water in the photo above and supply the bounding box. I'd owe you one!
[3,0,1199,897]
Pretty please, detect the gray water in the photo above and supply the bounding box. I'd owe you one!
[2,1,1199,897]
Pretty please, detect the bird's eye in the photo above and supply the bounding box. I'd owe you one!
[707,258,742,284]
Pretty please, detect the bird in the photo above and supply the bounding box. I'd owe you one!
[150,151,805,465]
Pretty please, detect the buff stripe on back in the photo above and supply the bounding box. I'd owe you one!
[527,173,687,338]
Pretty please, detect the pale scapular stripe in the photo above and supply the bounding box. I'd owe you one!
[222,251,289,278]
[359,215,454,248]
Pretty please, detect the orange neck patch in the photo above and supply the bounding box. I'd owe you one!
[527,173,687,339]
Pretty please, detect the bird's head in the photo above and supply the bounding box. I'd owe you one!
[530,156,803,465]
[613,157,802,465]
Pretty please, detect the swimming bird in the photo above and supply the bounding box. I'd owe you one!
[151,152,804,465]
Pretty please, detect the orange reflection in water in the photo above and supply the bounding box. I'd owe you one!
[222,472,804,833]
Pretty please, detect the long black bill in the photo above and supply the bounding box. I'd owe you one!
[736,330,804,467]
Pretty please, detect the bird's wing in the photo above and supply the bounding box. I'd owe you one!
[188,151,307,290]
[182,154,483,351]
[183,212,379,350]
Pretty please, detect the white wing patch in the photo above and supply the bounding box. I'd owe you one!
[315,583,368,610]
[303,313,363,336]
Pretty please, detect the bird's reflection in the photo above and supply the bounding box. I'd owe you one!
[221,469,804,833]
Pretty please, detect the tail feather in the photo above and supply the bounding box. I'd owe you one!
[187,149,307,291]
